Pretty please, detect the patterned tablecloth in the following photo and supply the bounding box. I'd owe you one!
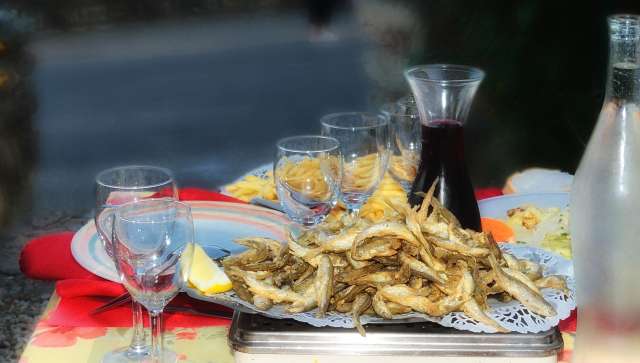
[19,293,574,363]
[19,294,233,363]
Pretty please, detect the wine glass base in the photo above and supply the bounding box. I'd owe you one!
[149,349,177,363]
[102,346,150,363]
[103,347,177,363]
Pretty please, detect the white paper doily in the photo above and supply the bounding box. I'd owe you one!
[185,244,575,333]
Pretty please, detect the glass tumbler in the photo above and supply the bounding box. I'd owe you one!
[274,135,342,227]
[320,112,390,219]
[380,96,422,191]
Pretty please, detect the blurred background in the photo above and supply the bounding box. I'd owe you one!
[2,0,640,224]
[1,0,640,358]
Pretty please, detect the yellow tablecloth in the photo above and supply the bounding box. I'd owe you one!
[20,293,574,363]
[19,294,233,363]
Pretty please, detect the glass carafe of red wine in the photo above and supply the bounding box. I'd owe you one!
[404,64,485,231]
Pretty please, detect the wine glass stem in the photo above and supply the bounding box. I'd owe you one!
[130,300,147,351]
[344,206,360,225]
[149,310,164,363]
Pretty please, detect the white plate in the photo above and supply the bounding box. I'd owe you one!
[479,192,569,219]
[71,201,289,282]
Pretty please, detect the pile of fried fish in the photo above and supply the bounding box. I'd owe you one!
[221,184,569,335]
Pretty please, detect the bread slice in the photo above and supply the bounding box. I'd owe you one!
[503,168,573,194]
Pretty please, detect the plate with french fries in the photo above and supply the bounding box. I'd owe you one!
[222,163,408,222]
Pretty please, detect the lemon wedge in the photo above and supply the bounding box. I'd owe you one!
[188,244,232,294]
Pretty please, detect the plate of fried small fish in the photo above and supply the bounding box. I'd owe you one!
[186,185,575,334]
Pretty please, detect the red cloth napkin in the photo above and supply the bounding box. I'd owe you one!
[20,231,99,281]
[46,279,231,328]
[475,187,503,200]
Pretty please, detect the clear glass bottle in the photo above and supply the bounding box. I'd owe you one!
[571,14,640,363]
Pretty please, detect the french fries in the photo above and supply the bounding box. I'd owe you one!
[225,173,278,202]
[224,156,407,222]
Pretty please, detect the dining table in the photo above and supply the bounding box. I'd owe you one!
[17,183,576,363]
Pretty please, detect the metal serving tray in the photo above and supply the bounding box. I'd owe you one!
[228,311,563,361]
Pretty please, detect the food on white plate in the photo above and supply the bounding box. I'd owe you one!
[540,232,571,260]
[225,172,278,202]
[215,183,569,335]
[503,168,573,194]
[506,205,572,259]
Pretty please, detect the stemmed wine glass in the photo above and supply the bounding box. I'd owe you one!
[380,96,422,191]
[112,200,194,363]
[95,165,177,363]
[320,112,390,220]
[274,135,342,228]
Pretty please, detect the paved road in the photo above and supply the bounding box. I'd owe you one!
[29,11,371,215]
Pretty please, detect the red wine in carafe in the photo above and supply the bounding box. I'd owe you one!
[408,120,481,231]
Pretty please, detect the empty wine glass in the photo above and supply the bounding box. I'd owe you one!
[96,165,177,363]
[320,112,390,220]
[112,200,194,363]
[380,96,421,191]
[274,135,342,227]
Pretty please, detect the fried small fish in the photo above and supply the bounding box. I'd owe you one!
[351,293,372,337]
[427,230,490,258]
[242,274,302,304]
[253,295,273,311]
[351,238,402,261]
[503,253,543,281]
[222,239,269,267]
[336,264,384,283]
[408,276,423,289]
[372,291,393,319]
[335,300,353,313]
[385,198,446,272]
[288,284,317,313]
[488,255,556,317]
[315,254,334,318]
[227,276,253,302]
[218,178,569,336]
[353,222,421,253]
[386,301,412,315]
[535,275,569,295]
[381,270,474,317]
[503,268,542,296]
[346,249,372,269]
[331,284,368,307]
[305,228,361,258]
[289,238,347,267]
[399,251,446,284]
[462,298,508,333]
[353,263,411,287]
[415,178,438,225]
